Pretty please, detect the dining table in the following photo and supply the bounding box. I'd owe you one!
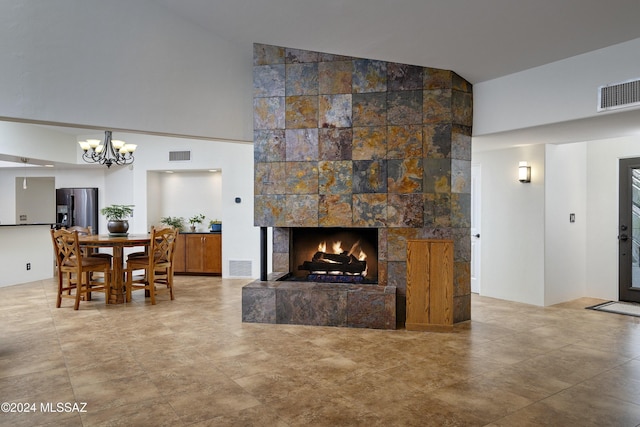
[78,234,151,304]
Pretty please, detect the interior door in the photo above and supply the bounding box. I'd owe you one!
[619,158,640,302]
[471,164,481,294]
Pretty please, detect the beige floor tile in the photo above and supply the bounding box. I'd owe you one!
[3,276,640,425]
[79,397,183,427]
[426,377,534,424]
[73,374,162,413]
[188,405,289,427]
[167,384,262,424]
[0,367,72,401]
[492,383,640,427]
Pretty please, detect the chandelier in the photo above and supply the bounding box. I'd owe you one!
[78,131,137,168]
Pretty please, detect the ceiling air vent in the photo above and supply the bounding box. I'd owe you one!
[169,150,191,162]
[598,78,640,112]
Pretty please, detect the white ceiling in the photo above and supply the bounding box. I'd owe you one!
[157,0,640,150]
[159,0,640,84]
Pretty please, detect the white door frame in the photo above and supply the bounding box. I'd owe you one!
[471,164,481,294]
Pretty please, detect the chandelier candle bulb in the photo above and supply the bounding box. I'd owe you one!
[87,139,101,149]
[111,140,125,150]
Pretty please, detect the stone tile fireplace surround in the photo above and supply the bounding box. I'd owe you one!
[242,43,472,329]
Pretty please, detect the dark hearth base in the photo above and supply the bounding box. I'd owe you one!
[304,274,365,283]
[242,274,396,329]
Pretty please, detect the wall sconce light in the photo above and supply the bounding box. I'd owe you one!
[518,161,531,183]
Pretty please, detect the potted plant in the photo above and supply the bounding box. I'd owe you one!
[209,219,222,232]
[188,214,205,232]
[160,216,184,231]
[100,204,134,235]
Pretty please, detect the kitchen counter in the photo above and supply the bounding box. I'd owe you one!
[0,223,55,227]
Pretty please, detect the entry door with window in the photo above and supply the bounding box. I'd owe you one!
[619,158,640,302]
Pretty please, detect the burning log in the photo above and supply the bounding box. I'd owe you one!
[299,251,367,275]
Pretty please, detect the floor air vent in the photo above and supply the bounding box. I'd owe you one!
[598,78,640,111]
[169,150,191,162]
[229,260,252,277]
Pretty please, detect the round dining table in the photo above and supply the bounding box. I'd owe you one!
[78,234,151,303]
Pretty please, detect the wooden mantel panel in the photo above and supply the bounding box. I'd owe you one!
[406,239,454,332]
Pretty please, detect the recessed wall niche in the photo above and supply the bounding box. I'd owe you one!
[146,170,222,230]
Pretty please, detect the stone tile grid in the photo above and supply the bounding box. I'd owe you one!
[254,129,286,163]
[242,279,397,329]
[253,43,285,65]
[253,43,472,326]
[254,97,285,130]
[253,64,286,97]
[319,61,353,94]
[286,63,318,96]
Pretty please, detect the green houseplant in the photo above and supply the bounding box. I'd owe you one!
[100,204,134,235]
[160,216,184,231]
[188,214,206,231]
[209,219,221,232]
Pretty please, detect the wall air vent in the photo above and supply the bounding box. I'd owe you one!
[169,150,191,162]
[598,78,640,112]
[229,260,252,277]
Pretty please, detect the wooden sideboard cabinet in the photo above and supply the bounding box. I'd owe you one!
[173,233,221,275]
[406,239,454,332]
[173,233,186,273]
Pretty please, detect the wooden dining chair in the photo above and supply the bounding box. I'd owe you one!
[65,226,113,260]
[50,228,112,309]
[125,226,178,304]
[127,226,175,285]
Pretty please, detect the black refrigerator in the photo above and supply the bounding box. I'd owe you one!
[56,188,99,233]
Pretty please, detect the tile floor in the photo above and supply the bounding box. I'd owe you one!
[2,276,640,426]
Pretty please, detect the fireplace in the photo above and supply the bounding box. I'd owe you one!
[285,227,378,284]
[246,43,473,329]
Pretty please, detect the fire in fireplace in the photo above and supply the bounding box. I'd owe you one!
[286,227,378,284]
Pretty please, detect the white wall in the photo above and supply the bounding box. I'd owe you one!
[146,172,163,228]
[0,0,253,142]
[474,38,640,136]
[473,145,546,306]
[15,177,55,224]
[0,225,52,287]
[114,133,257,277]
[151,171,223,231]
[0,125,261,281]
[0,121,78,164]
[544,143,587,305]
[475,135,640,306]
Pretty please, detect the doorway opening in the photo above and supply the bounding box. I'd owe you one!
[619,157,640,302]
